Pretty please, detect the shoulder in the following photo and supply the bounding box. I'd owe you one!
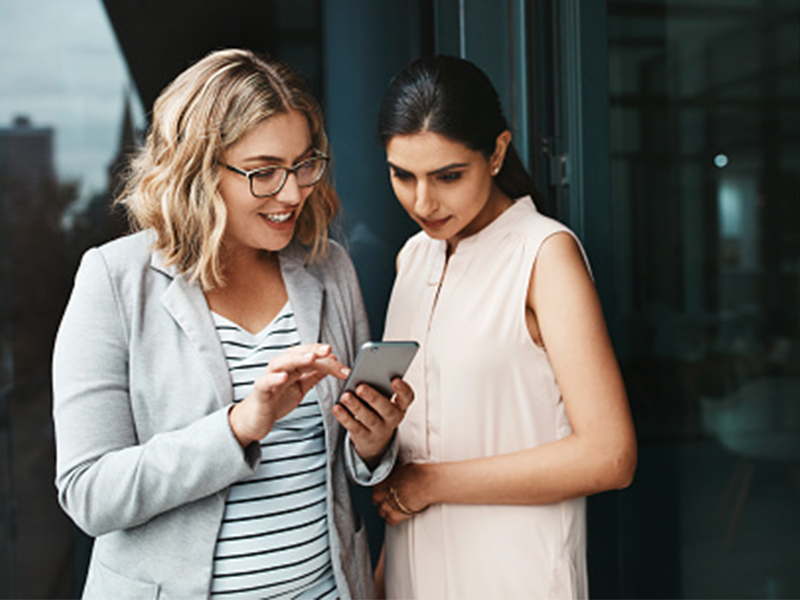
[71,231,180,321]
[285,238,361,298]
[325,238,355,270]
[89,230,155,274]
[63,232,158,340]
[509,197,575,242]
[73,231,154,283]
[507,197,591,274]
[307,238,358,281]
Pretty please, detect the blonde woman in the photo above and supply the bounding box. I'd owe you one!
[52,49,412,599]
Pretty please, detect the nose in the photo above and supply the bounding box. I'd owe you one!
[414,180,436,217]
[273,171,303,205]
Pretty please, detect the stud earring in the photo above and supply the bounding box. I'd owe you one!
[492,167,499,176]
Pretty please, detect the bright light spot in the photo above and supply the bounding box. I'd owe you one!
[714,153,729,168]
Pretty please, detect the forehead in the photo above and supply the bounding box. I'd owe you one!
[386,131,479,171]
[225,110,312,162]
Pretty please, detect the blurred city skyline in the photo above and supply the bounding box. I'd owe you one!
[0,0,145,208]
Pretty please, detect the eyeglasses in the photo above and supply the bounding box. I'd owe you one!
[223,153,329,197]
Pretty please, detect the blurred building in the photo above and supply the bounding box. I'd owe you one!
[0,115,59,385]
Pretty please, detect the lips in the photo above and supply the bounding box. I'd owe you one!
[262,211,293,223]
[420,216,451,230]
[259,209,297,230]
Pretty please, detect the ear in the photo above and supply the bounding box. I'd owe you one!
[491,130,512,175]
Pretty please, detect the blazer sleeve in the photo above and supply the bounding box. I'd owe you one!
[52,249,259,537]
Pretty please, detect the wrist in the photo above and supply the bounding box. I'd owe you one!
[228,404,252,447]
[228,402,272,448]
[355,441,385,472]
[414,462,438,508]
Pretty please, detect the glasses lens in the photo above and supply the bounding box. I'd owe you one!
[295,157,327,187]
[250,167,285,197]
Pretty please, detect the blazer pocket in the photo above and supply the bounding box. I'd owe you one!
[82,560,160,600]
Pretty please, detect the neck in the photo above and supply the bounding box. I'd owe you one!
[222,247,279,288]
[205,247,287,334]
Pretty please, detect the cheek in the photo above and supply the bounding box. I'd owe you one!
[458,179,492,214]
[391,180,415,212]
[300,186,314,206]
[218,180,243,213]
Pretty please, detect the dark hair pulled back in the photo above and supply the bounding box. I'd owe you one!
[378,55,547,213]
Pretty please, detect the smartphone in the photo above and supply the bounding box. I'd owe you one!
[341,340,419,399]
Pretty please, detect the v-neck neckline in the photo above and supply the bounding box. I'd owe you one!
[212,300,292,343]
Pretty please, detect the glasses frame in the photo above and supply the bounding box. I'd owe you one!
[223,152,330,198]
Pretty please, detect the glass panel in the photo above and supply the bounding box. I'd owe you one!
[433,0,531,166]
[0,1,145,597]
[608,1,800,597]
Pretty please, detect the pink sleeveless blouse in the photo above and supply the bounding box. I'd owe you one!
[383,197,588,599]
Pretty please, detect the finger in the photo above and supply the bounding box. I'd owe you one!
[267,346,323,374]
[378,501,392,521]
[351,384,401,423]
[297,371,327,396]
[332,402,370,437]
[391,378,415,412]
[311,354,350,380]
[339,391,382,430]
[384,504,411,527]
[252,371,290,396]
[269,346,349,381]
[372,484,389,506]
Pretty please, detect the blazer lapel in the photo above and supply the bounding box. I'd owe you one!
[152,254,232,407]
[279,243,324,347]
[279,243,341,417]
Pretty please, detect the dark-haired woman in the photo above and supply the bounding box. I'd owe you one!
[371,55,637,599]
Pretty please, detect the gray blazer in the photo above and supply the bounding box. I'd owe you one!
[52,231,387,599]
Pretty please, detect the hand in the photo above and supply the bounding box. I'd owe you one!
[229,343,348,446]
[373,463,430,526]
[333,377,414,468]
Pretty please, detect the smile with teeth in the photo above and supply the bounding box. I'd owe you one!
[262,211,294,223]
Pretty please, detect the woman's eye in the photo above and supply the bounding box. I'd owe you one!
[392,170,413,182]
[437,171,462,183]
[252,168,280,181]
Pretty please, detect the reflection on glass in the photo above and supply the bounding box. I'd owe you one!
[0,0,144,597]
[608,0,800,597]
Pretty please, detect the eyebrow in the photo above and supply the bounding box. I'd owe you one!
[387,161,469,176]
[241,145,315,165]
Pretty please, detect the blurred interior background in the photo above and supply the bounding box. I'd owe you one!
[0,0,798,597]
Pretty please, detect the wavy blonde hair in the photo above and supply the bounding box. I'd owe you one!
[116,48,339,289]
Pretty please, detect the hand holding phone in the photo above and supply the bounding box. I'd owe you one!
[335,340,418,466]
[342,341,419,399]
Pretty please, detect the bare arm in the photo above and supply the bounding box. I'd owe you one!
[375,232,636,523]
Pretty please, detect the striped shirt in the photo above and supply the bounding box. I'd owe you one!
[210,302,337,599]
